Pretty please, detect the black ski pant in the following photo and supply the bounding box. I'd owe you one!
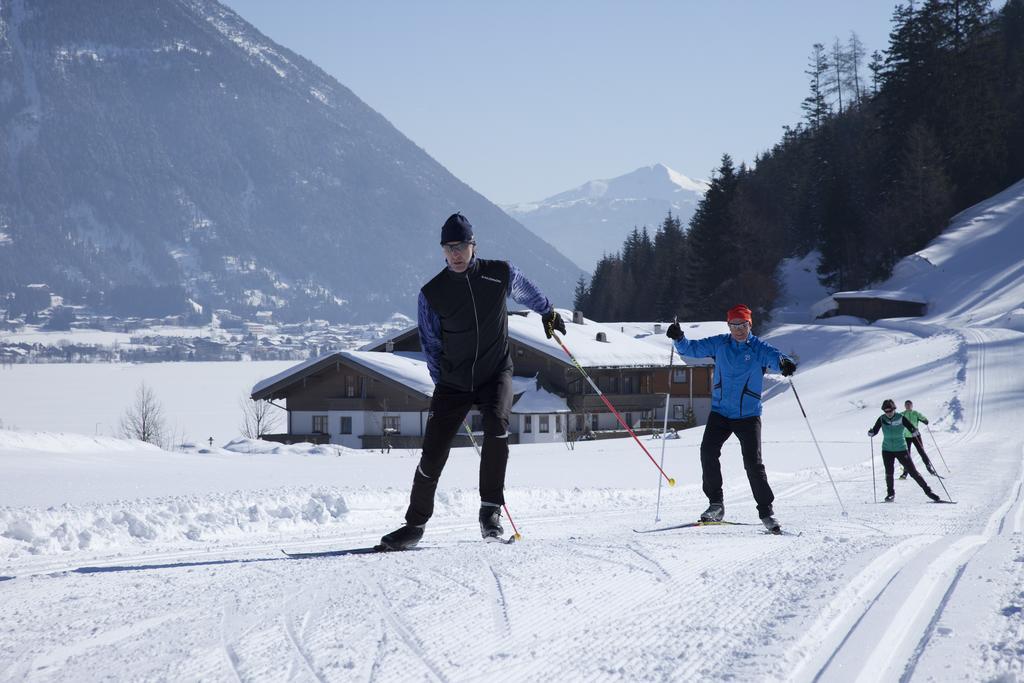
[884,449,933,497]
[699,411,775,518]
[404,370,513,527]
[903,436,934,472]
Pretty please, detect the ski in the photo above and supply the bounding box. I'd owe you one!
[763,529,802,537]
[931,499,958,504]
[281,545,421,558]
[633,520,756,534]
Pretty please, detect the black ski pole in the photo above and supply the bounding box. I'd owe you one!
[870,435,877,504]
[655,316,677,523]
[789,378,848,516]
[925,424,951,474]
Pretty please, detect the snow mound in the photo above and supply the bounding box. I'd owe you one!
[0,430,158,453]
[221,437,360,456]
[0,487,359,557]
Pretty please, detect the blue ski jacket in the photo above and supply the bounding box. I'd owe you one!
[673,333,791,419]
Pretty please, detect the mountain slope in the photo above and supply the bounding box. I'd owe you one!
[503,163,707,272]
[0,0,581,321]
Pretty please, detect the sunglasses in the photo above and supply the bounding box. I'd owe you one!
[727,321,750,329]
[442,241,474,255]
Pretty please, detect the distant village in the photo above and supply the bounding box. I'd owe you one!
[0,298,412,365]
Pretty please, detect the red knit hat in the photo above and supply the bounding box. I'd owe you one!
[726,304,752,323]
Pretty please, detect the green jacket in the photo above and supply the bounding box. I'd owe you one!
[869,411,919,451]
[902,409,928,437]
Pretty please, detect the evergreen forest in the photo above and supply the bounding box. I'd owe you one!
[575,0,1024,323]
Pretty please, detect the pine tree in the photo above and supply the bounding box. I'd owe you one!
[802,43,831,129]
[685,155,739,319]
[572,275,589,312]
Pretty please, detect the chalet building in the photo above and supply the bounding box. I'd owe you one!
[820,290,927,322]
[251,312,727,449]
[251,350,435,449]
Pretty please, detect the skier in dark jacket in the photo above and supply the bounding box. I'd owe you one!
[380,213,565,550]
[898,399,936,478]
[868,398,940,503]
[666,304,796,533]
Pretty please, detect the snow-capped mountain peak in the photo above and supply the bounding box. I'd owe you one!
[503,163,707,272]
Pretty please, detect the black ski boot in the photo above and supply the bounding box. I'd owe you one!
[926,490,941,502]
[479,504,504,541]
[760,515,782,534]
[884,493,895,502]
[699,502,725,523]
[379,524,424,550]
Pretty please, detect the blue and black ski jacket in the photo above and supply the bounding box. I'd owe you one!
[418,259,551,391]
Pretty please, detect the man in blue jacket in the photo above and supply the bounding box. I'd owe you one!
[380,213,565,550]
[666,304,796,533]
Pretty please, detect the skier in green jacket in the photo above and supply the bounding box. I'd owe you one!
[868,399,940,503]
[899,400,937,478]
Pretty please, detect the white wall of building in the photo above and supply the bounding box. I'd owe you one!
[516,413,568,444]
[291,409,427,448]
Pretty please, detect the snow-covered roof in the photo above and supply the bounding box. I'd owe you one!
[252,351,331,396]
[251,350,436,399]
[508,310,679,368]
[511,386,570,414]
[615,321,727,366]
[342,351,434,397]
[832,290,927,304]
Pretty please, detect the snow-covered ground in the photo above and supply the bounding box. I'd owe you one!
[2,181,1024,680]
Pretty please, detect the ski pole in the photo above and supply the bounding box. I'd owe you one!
[550,331,676,487]
[655,317,677,522]
[870,435,877,504]
[925,424,951,474]
[463,421,522,540]
[931,465,954,502]
[788,378,847,516]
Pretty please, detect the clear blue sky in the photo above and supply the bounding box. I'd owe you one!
[222,1,899,205]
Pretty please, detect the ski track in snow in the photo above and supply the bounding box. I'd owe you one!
[2,328,1024,680]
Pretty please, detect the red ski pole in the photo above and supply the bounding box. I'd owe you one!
[549,331,676,487]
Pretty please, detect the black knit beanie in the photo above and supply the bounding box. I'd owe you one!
[440,213,474,244]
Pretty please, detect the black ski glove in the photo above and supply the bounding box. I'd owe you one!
[542,309,566,339]
[666,322,684,341]
[779,357,797,377]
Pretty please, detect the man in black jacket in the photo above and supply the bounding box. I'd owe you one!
[380,213,565,549]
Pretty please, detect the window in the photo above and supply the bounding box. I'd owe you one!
[591,414,599,431]
[640,374,653,393]
[345,375,356,397]
[555,415,562,433]
[524,415,532,433]
[623,375,634,394]
[339,416,352,434]
[383,415,400,434]
[673,368,688,384]
[674,404,686,419]
[539,415,550,433]
[624,413,633,429]
[312,415,328,433]
[576,414,585,432]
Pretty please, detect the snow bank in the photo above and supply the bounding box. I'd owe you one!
[0,482,653,559]
[0,430,158,453]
